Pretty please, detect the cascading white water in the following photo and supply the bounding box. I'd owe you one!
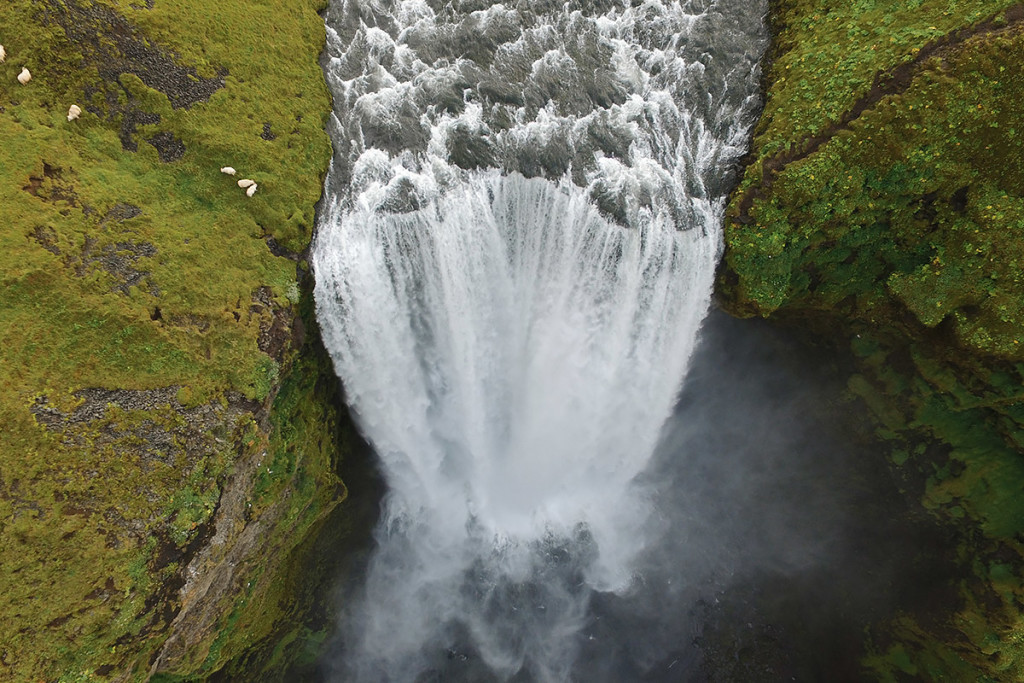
[313,0,766,679]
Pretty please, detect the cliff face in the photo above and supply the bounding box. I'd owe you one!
[0,0,347,679]
[722,0,1024,678]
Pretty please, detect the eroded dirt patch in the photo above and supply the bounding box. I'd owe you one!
[147,132,186,163]
[40,0,226,109]
[251,286,297,361]
[22,162,80,209]
[39,0,226,152]
[69,237,159,295]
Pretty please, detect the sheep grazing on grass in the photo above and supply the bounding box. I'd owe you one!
[237,178,255,189]
[67,104,81,121]
[0,45,6,63]
[17,67,31,84]
[246,183,258,197]
[220,166,236,175]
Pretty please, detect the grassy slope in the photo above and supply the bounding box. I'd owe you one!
[0,0,339,679]
[722,0,1024,679]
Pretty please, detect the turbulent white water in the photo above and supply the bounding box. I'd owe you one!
[313,0,766,679]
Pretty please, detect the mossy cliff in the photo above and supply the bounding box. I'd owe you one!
[722,0,1024,678]
[0,0,347,679]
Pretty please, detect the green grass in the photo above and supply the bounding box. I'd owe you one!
[746,0,1020,162]
[0,0,334,678]
[722,1,1024,678]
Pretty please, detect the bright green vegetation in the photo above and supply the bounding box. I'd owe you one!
[747,0,1020,162]
[0,0,340,679]
[723,0,1024,678]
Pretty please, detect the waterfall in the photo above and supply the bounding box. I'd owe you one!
[313,0,767,679]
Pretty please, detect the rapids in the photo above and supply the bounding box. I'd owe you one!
[313,0,767,679]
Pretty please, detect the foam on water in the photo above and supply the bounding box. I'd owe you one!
[313,0,766,678]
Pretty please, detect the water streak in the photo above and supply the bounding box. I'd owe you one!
[313,0,766,678]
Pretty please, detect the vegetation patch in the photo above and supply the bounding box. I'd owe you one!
[722,0,1024,678]
[0,0,336,678]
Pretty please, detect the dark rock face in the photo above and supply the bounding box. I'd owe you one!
[147,132,186,162]
[41,0,226,109]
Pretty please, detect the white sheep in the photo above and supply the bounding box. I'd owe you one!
[237,178,255,189]
[17,67,31,85]
[246,183,258,197]
[220,166,236,175]
[67,104,81,121]
[0,45,6,63]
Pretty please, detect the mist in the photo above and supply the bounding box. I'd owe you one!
[572,310,951,682]
[314,310,951,682]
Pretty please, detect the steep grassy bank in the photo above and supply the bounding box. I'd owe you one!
[722,0,1024,678]
[0,0,344,678]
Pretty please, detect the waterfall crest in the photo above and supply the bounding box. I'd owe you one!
[313,0,766,678]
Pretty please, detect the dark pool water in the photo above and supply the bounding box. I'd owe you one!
[298,310,957,682]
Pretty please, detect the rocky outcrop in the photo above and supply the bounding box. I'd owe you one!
[722,1,1024,678]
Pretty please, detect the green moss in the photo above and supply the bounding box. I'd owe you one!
[0,0,335,678]
[742,0,1020,165]
[723,0,1024,679]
